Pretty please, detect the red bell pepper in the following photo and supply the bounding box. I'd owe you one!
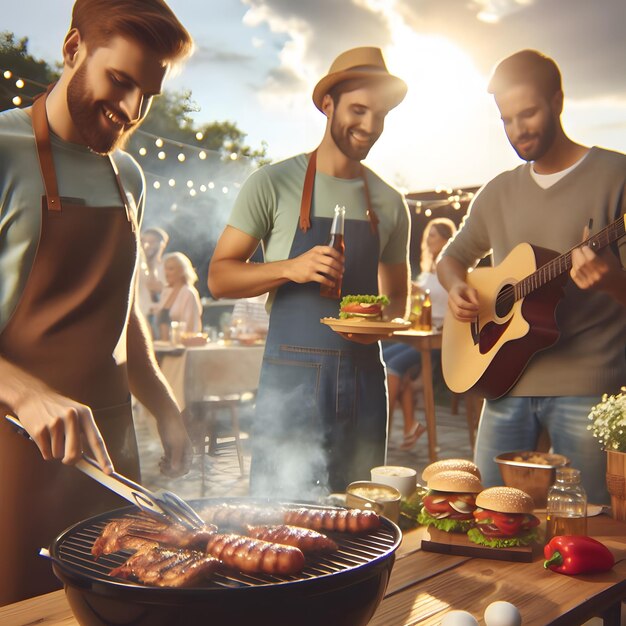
[543,535,614,575]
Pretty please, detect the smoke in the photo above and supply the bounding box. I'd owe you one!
[139,152,257,298]
[250,383,331,502]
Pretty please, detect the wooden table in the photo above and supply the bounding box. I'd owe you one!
[370,512,626,626]
[390,329,442,462]
[2,513,624,625]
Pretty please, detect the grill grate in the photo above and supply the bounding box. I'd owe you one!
[54,503,400,590]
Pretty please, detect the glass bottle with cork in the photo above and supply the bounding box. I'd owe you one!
[545,467,587,542]
[320,205,345,299]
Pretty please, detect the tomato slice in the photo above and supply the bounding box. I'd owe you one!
[473,509,539,536]
[423,492,476,520]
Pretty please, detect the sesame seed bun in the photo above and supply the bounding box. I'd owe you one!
[476,486,535,514]
[427,470,483,493]
[422,459,482,482]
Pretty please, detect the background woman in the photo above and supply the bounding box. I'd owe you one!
[155,252,203,340]
[383,217,456,450]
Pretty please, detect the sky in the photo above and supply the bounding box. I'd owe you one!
[2,0,626,193]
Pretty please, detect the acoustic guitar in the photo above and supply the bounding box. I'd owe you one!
[442,215,625,399]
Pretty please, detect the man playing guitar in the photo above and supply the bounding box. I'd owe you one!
[437,50,626,501]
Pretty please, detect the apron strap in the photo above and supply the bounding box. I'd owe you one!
[31,84,135,222]
[32,88,61,212]
[298,149,378,234]
[299,151,317,233]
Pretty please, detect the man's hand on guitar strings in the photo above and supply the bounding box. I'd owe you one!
[570,225,621,292]
[448,282,480,322]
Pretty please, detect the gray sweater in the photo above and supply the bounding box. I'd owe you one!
[443,147,626,396]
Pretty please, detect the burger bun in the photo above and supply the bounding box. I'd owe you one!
[476,486,535,514]
[427,470,483,493]
[422,458,481,482]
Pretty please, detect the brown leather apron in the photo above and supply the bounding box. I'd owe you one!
[0,92,141,605]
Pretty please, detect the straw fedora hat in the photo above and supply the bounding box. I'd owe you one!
[312,46,407,112]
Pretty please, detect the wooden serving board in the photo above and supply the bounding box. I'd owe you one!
[421,527,540,562]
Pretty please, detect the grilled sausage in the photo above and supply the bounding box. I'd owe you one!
[206,533,305,575]
[283,507,380,533]
[200,504,284,529]
[245,524,338,553]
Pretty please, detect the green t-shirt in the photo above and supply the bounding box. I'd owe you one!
[0,108,144,333]
[228,153,410,307]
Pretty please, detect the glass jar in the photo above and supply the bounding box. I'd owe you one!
[545,467,587,542]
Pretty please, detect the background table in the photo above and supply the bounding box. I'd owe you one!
[154,341,265,409]
[390,329,442,462]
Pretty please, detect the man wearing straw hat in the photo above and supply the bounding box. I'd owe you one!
[209,47,410,496]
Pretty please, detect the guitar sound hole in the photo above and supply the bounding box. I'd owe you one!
[495,284,515,318]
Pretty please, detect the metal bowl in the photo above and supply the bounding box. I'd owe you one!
[494,451,570,508]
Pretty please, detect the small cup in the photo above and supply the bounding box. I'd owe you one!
[170,320,186,345]
[346,481,401,523]
[370,465,417,498]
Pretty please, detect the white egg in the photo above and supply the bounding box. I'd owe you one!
[484,601,522,626]
[440,610,479,626]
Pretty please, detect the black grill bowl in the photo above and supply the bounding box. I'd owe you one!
[49,498,401,626]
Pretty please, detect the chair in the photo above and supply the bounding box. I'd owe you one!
[182,346,264,496]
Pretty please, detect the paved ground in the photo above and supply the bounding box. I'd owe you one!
[135,394,475,501]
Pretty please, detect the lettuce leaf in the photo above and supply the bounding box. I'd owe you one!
[417,508,474,533]
[339,294,390,307]
[467,527,539,548]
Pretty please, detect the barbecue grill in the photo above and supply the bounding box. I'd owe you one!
[49,498,401,626]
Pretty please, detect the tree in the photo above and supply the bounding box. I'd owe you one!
[0,32,59,110]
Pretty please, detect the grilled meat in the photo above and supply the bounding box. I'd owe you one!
[200,503,284,529]
[245,524,338,553]
[206,533,305,575]
[110,545,219,587]
[284,508,381,533]
[92,514,216,558]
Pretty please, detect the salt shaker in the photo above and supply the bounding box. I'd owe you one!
[545,467,587,542]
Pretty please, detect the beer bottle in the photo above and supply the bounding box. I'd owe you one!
[419,289,432,331]
[320,205,345,299]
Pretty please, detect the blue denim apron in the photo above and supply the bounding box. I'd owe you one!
[250,152,387,498]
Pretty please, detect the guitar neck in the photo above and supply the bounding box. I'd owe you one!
[515,215,625,300]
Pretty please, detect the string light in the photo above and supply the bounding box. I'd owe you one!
[2,67,478,209]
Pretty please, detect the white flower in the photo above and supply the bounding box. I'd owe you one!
[588,387,626,452]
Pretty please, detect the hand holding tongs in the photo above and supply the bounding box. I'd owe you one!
[5,414,205,530]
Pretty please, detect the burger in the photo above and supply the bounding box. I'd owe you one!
[468,486,540,548]
[421,458,482,483]
[339,294,389,320]
[417,470,483,532]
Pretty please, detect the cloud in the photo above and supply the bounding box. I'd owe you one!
[395,0,626,100]
[186,45,255,67]
[241,0,396,105]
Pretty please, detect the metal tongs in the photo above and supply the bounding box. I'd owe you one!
[4,414,205,530]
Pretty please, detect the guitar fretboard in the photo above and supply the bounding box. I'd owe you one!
[514,215,625,300]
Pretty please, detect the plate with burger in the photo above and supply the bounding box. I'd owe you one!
[417,469,483,533]
[321,294,410,335]
[467,486,540,548]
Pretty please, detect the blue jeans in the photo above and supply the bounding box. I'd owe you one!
[382,342,441,378]
[474,395,609,504]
